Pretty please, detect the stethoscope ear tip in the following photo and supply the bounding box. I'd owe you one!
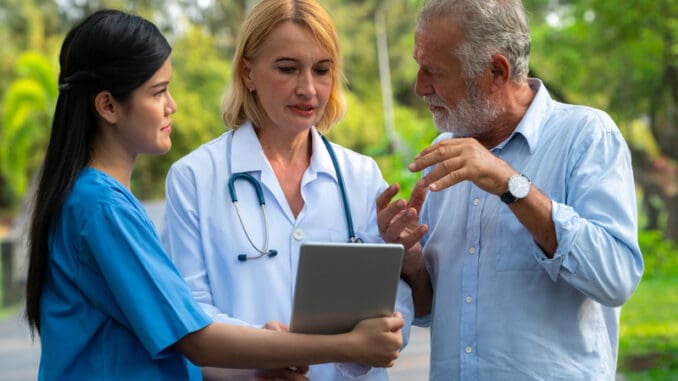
[237,254,248,262]
[268,250,278,257]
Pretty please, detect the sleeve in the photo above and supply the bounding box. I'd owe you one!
[80,200,211,358]
[161,163,256,327]
[534,114,644,306]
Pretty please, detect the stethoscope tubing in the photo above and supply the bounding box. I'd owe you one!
[228,135,360,261]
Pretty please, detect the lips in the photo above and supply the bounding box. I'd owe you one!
[290,104,315,116]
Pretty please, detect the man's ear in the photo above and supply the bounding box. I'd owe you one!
[94,90,118,125]
[489,54,511,88]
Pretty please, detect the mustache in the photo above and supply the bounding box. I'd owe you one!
[423,96,447,108]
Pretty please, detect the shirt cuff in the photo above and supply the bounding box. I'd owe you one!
[535,200,580,281]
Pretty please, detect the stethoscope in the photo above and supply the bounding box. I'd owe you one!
[228,135,362,262]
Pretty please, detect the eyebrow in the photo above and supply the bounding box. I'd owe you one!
[274,57,332,65]
[149,81,170,89]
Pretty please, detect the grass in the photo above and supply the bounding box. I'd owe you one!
[619,275,678,380]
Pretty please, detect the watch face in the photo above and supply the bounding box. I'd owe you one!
[508,175,530,199]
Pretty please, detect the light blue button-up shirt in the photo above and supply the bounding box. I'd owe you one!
[418,79,643,380]
[162,123,414,380]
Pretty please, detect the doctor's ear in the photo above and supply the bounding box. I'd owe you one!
[94,90,119,125]
[241,59,254,92]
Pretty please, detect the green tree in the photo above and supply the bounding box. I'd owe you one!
[527,0,678,241]
[0,51,57,205]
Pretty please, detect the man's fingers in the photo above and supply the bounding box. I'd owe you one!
[397,223,428,249]
[407,182,428,212]
[377,183,400,212]
[377,199,407,236]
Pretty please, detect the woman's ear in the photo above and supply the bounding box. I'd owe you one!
[94,90,118,125]
[241,58,254,92]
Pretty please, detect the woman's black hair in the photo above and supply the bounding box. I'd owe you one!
[25,9,171,336]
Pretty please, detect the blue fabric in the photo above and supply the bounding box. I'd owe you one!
[418,79,643,380]
[162,123,414,380]
[39,167,211,381]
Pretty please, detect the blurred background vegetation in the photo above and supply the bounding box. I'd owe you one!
[0,0,676,379]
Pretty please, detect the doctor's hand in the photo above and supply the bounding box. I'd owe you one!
[377,184,433,318]
[376,183,428,252]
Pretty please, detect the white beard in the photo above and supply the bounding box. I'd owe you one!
[425,81,502,137]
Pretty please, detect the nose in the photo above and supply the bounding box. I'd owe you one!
[415,67,432,97]
[296,70,317,98]
[166,91,177,115]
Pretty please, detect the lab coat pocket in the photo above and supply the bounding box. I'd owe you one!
[495,208,541,271]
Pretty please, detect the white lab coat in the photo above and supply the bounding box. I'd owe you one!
[162,122,413,380]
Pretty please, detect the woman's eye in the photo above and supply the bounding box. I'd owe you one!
[315,68,330,76]
[278,66,296,74]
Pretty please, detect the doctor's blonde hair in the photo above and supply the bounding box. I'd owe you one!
[221,0,346,134]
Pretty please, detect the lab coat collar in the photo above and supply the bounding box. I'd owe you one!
[229,121,338,183]
[308,127,339,184]
[229,122,271,174]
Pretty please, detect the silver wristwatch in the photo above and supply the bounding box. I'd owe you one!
[500,174,531,204]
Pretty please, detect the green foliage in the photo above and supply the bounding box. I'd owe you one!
[0,51,56,204]
[619,231,678,378]
[638,230,678,278]
[619,276,678,379]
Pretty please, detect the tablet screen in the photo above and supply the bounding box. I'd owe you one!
[289,242,404,334]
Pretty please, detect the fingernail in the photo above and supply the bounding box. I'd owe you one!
[408,163,416,171]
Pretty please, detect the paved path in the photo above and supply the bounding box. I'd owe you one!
[0,310,40,381]
[0,308,430,380]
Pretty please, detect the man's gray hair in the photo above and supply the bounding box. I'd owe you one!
[418,0,531,82]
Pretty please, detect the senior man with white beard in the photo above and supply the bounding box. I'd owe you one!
[376,0,644,380]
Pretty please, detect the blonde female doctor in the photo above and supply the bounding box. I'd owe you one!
[161,0,413,380]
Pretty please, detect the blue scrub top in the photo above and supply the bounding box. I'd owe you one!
[38,167,211,380]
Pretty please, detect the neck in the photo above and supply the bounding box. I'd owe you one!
[257,128,312,167]
[476,81,536,149]
[88,137,135,189]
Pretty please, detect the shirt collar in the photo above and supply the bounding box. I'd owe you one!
[229,121,338,183]
[495,78,553,153]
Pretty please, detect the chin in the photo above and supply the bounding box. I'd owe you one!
[150,143,172,155]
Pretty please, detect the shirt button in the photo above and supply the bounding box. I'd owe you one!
[465,296,472,304]
[473,198,480,206]
[465,346,473,353]
[468,247,476,255]
[292,228,304,241]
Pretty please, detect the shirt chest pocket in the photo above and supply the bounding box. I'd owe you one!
[495,208,542,271]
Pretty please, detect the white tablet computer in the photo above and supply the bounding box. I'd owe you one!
[289,241,404,334]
